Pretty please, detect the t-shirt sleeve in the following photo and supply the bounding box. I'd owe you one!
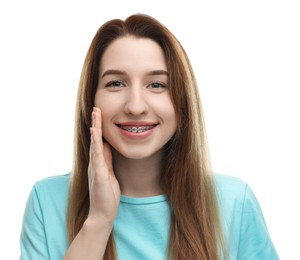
[20,185,49,260]
[237,184,279,260]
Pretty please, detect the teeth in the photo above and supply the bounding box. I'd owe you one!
[120,126,154,133]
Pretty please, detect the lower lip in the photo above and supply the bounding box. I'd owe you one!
[118,126,156,140]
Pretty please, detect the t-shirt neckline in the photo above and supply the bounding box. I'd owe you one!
[120,194,167,205]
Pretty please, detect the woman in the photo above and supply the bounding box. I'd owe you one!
[20,14,278,259]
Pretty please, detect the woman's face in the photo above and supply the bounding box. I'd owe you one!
[95,36,177,159]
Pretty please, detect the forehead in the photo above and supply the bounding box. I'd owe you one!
[99,36,167,74]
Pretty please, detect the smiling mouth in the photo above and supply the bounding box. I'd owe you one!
[117,125,156,133]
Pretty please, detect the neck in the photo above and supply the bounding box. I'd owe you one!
[112,149,163,197]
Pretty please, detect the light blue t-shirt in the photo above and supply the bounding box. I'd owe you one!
[20,174,279,259]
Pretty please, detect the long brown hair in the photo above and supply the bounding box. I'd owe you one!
[67,14,226,259]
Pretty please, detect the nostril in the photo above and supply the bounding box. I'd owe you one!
[124,97,148,115]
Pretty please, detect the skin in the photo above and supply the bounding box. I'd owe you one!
[95,36,177,197]
[64,36,176,259]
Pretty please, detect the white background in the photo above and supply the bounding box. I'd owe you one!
[0,0,299,259]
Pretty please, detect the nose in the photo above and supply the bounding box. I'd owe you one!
[124,87,148,115]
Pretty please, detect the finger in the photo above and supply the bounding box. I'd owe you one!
[89,127,93,160]
[91,108,103,150]
[90,126,103,159]
[88,128,94,186]
[91,125,111,177]
[93,107,102,136]
[103,142,113,173]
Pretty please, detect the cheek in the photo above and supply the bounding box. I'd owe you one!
[94,91,118,118]
[94,90,106,109]
[152,95,176,123]
[98,109,115,144]
[94,91,112,132]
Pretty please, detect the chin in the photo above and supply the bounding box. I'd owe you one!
[121,152,155,160]
[112,147,162,160]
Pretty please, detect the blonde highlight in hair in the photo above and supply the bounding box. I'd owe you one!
[67,14,227,259]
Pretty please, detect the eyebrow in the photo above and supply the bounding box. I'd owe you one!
[101,69,168,78]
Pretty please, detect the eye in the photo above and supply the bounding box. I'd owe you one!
[106,80,125,88]
[148,82,166,89]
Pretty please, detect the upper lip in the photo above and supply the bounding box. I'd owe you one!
[116,121,158,126]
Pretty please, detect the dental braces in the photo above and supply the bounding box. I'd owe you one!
[122,126,153,133]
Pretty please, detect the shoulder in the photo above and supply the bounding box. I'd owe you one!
[214,173,247,187]
[214,174,249,200]
[25,173,70,223]
[21,174,70,259]
[214,175,279,258]
[31,173,71,204]
[213,174,259,216]
[213,174,266,232]
[34,173,70,192]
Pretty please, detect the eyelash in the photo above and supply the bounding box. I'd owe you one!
[105,80,167,89]
[148,81,166,89]
[105,80,125,88]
